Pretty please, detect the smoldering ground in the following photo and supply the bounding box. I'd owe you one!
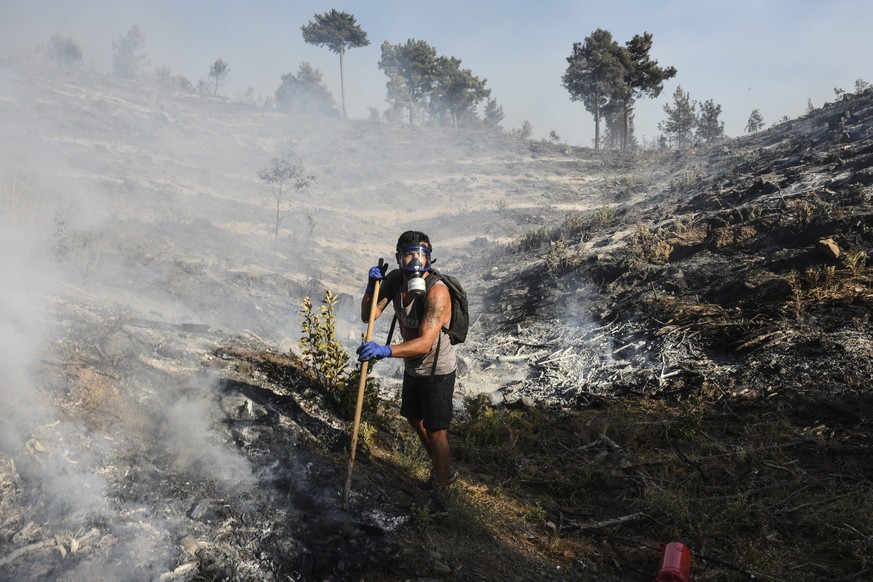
[0,54,601,578]
[5,17,873,580]
[0,21,685,576]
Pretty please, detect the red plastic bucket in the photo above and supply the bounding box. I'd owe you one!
[656,542,692,582]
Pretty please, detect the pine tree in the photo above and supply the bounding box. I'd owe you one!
[208,59,229,96]
[695,99,725,143]
[562,29,625,150]
[746,109,765,134]
[112,25,148,79]
[301,10,369,118]
[483,98,504,132]
[614,32,676,150]
[378,39,438,127]
[429,56,490,129]
[275,63,339,117]
[659,86,696,148]
[48,33,83,67]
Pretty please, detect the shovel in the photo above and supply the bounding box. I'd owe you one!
[343,258,384,510]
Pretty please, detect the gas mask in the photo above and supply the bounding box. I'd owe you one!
[397,245,431,299]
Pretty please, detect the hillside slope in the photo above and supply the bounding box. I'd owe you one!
[481,88,873,413]
[1,63,872,580]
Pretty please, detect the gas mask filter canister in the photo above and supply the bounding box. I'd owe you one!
[398,245,431,299]
[406,258,427,298]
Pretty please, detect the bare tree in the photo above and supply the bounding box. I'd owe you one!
[258,147,315,262]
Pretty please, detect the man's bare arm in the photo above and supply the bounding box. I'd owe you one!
[361,289,390,323]
[387,284,450,358]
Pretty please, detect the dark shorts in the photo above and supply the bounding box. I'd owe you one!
[400,371,456,431]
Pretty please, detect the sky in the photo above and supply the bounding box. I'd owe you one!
[2,0,872,146]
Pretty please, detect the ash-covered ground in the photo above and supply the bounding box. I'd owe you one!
[1,63,872,580]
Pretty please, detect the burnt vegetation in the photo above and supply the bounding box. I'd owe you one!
[1,61,872,582]
[468,88,873,580]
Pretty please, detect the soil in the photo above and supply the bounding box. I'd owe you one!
[1,63,872,581]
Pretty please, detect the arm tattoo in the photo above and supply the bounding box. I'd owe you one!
[424,288,449,330]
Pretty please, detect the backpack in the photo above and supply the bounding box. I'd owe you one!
[384,268,469,345]
[425,269,469,345]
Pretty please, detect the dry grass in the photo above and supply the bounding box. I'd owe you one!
[364,395,873,581]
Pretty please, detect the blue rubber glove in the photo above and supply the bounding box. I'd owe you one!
[365,264,387,294]
[356,341,392,361]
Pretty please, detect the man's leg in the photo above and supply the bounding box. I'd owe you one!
[426,428,451,487]
[407,417,433,458]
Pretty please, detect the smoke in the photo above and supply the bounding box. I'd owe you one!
[18,422,110,525]
[0,63,268,579]
[0,230,47,454]
[0,185,110,542]
[0,35,554,575]
[160,378,254,489]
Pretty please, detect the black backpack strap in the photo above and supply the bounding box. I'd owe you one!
[427,272,444,379]
[386,313,397,345]
[383,269,403,345]
[430,333,441,379]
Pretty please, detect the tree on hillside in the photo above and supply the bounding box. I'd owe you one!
[512,120,533,140]
[602,102,633,150]
[378,39,438,127]
[155,66,195,93]
[746,109,765,134]
[48,33,83,67]
[428,56,490,129]
[696,99,725,143]
[301,10,369,119]
[659,85,696,148]
[562,29,625,150]
[258,146,316,262]
[482,98,505,132]
[208,59,230,96]
[275,62,339,117]
[112,25,148,79]
[380,66,410,122]
[614,32,676,150]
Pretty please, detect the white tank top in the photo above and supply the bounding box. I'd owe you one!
[393,279,457,376]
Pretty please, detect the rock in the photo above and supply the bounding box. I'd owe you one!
[816,237,841,259]
[187,501,209,520]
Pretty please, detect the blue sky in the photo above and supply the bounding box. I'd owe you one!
[3,0,872,145]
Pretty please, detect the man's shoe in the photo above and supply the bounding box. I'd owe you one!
[422,493,447,514]
[419,467,458,491]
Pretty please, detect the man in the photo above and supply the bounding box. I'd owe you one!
[357,230,458,506]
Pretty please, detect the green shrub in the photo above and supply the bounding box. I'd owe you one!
[299,287,379,421]
[300,288,349,392]
[844,250,868,276]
